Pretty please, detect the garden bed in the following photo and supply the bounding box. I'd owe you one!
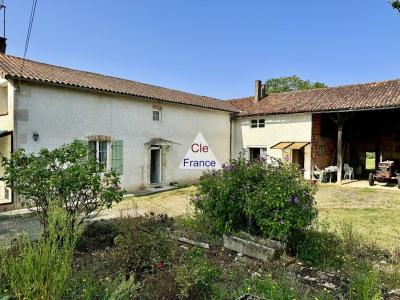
[66,215,400,299]
[2,212,399,299]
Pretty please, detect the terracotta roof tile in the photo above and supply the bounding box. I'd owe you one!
[0,54,238,113]
[229,79,400,116]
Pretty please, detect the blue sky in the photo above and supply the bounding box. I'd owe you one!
[5,0,400,99]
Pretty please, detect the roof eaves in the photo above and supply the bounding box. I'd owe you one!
[10,75,239,113]
[238,104,400,117]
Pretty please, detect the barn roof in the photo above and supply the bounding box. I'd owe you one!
[229,79,400,116]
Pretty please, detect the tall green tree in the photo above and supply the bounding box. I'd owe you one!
[264,75,327,95]
[392,0,400,12]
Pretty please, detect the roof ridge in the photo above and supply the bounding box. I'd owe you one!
[227,96,253,102]
[227,78,400,102]
[0,53,228,103]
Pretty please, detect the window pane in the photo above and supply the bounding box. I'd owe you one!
[251,120,258,128]
[98,141,107,168]
[258,119,265,128]
[153,110,160,121]
[249,148,261,160]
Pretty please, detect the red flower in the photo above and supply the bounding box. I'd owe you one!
[155,260,165,270]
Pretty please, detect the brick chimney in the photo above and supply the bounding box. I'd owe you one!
[254,80,265,103]
[0,37,6,54]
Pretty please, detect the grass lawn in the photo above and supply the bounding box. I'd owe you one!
[316,184,400,250]
[106,186,195,218]
[3,183,396,254]
[116,184,400,251]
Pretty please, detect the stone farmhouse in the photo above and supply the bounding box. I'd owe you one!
[0,51,399,210]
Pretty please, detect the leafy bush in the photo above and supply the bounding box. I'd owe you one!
[174,247,221,299]
[1,140,124,227]
[112,213,176,279]
[193,153,317,241]
[1,203,82,299]
[77,219,120,252]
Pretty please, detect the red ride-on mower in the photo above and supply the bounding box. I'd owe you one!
[369,160,400,189]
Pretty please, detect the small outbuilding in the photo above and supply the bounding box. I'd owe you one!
[230,79,400,183]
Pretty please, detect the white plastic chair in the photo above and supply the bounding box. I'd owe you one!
[313,165,327,182]
[343,163,354,180]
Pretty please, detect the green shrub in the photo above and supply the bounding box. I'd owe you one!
[112,213,175,279]
[174,247,221,299]
[77,220,119,252]
[193,153,317,241]
[1,203,82,300]
[1,140,124,228]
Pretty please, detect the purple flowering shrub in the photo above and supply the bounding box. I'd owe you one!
[244,159,318,241]
[193,152,317,241]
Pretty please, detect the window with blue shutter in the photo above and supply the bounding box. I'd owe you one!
[112,140,123,175]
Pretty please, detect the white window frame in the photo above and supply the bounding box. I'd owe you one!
[247,147,268,160]
[250,119,265,128]
[89,140,111,170]
[152,109,161,122]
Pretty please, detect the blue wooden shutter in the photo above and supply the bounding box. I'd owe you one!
[112,140,123,175]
